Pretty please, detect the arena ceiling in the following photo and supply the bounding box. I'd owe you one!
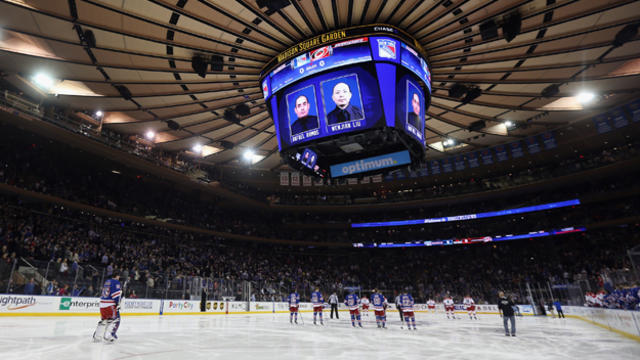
[1,0,639,171]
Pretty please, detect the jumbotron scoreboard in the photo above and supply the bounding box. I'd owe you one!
[260,25,431,179]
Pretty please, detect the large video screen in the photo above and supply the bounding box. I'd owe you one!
[395,71,426,146]
[264,35,431,151]
[275,64,385,148]
[400,43,431,86]
[270,37,373,93]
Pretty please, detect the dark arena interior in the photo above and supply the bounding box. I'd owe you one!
[0,1,639,359]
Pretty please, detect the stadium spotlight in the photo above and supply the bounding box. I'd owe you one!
[449,83,468,98]
[243,149,255,161]
[191,55,208,78]
[145,130,155,140]
[33,72,55,90]
[192,143,202,153]
[95,110,103,117]
[462,86,482,104]
[613,23,639,47]
[504,120,514,128]
[577,91,595,105]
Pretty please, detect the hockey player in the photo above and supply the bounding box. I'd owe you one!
[288,289,300,324]
[344,291,362,328]
[427,298,436,314]
[399,291,417,330]
[94,271,122,342]
[371,289,388,328]
[596,290,606,307]
[443,295,455,319]
[310,287,324,325]
[585,292,595,307]
[463,294,478,319]
[360,295,370,317]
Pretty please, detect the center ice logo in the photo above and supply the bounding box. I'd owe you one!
[59,298,71,310]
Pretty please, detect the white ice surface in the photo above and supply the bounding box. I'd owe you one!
[0,312,638,359]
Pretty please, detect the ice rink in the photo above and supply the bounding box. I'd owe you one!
[0,312,638,359]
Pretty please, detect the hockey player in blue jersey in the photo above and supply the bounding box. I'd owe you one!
[371,289,388,328]
[94,271,122,342]
[344,291,362,328]
[399,291,417,330]
[310,287,324,325]
[288,289,300,324]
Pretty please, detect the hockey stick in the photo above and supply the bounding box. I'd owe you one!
[117,279,128,313]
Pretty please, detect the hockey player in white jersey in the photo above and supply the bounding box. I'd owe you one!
[360,295,370,317]
[463,294,478,320]
[443,295,455,319]
[427,299,436,314]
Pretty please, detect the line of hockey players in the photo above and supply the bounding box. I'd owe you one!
[287,288,479,330]
[585,288,640,310]
[91,273,482,342]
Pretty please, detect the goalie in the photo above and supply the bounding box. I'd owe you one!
[93,271,122,343]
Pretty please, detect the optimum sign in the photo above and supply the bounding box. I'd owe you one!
[330,150,411,177]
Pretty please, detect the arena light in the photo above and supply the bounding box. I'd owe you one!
[577,91,596,105]
[32,72,55,90]
[95,110,103,117]
[145,130,155,140]
[504,120,514,128]
[192,144,202,154]
[243,149,255,161]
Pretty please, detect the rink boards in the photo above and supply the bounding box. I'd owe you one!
[0,294,504,316]
[1,294,638,341]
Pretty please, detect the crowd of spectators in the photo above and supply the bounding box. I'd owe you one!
[1,120,639,246]
[3,82,640,216]
[0,87,197,175]
[1,99,639,307]
[264,139,640,206]
[1,195,637,306]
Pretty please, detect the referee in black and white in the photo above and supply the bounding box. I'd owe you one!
[329,292,339,319]
[498,291,516,336]
[395,292,404,322]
